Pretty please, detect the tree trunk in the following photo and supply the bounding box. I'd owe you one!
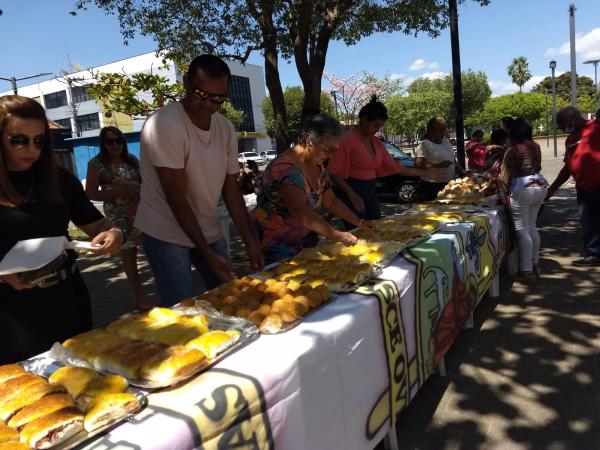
[264,48,290,152]
[301,72,323,124]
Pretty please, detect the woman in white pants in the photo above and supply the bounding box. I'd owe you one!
[500,119,548,281]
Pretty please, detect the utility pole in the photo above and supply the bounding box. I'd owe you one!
[58,75,90,137]
[550,60,558,158]
[449,0,465,168]
[0,73,52,95]
[569,4,577,106]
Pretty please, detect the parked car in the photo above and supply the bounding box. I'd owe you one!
[259,150,277,162]
[237,151,263,165]
[376,142,420,203]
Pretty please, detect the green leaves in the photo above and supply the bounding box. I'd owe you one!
[262,86,335,141]
[385,90,453,137]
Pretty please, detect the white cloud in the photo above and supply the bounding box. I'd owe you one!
[422,71,447,80]
[409,59,441,71]
[545,27,600,60]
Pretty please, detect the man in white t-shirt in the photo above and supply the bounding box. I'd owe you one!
[134,54,263,305]
[415,117,460,201]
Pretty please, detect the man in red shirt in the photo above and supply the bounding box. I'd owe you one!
[546,106,600,266]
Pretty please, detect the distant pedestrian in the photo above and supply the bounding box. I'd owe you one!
[546,106,600,266]
[500,118,548,281]
[86,126,150,310]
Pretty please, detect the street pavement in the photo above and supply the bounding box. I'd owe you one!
[76,138,600,449]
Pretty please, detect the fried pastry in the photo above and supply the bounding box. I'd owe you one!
[76,375,129,412]
[139,346,207,383]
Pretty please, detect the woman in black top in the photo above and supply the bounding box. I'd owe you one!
[0,95,123,363]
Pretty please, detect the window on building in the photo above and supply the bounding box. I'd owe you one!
[72,85,92,104]
[76,113,100,132]
[54,118,72,132]
[228,75,255,132]
[44,91,68,109]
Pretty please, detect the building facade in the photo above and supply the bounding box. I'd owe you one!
[1,51,272,178]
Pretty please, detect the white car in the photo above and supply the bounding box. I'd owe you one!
[259,150,277,162]
[237,151,263,165]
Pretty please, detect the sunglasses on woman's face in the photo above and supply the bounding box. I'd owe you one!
[104,137,124,146]
[192,87,228,105]
[4,133,48,150]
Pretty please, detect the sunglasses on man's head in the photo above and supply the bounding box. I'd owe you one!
[5,133,48,150]
[192,87,228,105]
[104,137,124,146]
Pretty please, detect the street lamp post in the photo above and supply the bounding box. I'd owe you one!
[583,59,600,109]
[544,89,549,146]
[550,60,557,158]
[0,73,52,95]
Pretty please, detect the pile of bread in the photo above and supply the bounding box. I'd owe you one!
[354,217,432,243]
[403,211,464,224]
[436,177,493,202]
[0,364,139,449]
[61,307,240,384]
[193,276,331,333]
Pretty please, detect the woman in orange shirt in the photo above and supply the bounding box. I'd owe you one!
[329,96,440,228]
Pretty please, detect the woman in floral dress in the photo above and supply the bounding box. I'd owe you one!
[86,126,151,309]
[251,114,373,264]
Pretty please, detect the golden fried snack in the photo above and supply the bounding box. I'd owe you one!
[8,394,74,431]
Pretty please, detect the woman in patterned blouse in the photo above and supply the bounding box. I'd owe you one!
[251,114,373,264]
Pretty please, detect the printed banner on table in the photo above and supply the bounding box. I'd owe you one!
[357,280,410,435]
[150,368,274,450]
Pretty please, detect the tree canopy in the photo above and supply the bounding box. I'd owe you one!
[87,71,245,129]
[262,86,335,144]
[530,72,599,112]
[385,90,453,138]
[406,70,491,126]
[507,56,532,93]
[73,0,490,151]
[465,92,555,128]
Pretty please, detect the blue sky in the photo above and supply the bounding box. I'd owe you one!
[1,0,599,97]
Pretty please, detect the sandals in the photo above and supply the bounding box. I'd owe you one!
[514,271,536,283]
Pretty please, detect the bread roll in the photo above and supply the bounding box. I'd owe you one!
[0,375,45,407]
[0,441,30,450]
[48,367,99,398]
[0,381,65,421]
[0,365,25,384]
[76,375,129,412]
[0,423,18,443]
[19,407,83,449]
[139,346,207,383]
[7,394,74,430]
[63,329,130,366]
[95,340,167,379]
[83,393,140,432]
[185,331,241,360]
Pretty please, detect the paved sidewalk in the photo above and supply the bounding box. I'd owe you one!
[392,184,600,450]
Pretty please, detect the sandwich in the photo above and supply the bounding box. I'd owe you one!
[0,375,46,408]
[139,346,207,384]
[76,375,128,412]
[0,381,66,421]
[19,407,83,449]
[48,367,99,398]
[184,330,240,360]
[0,366,25,384]
[7,394,74,431]
[0,423,18,443]
[83,393,140,432]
